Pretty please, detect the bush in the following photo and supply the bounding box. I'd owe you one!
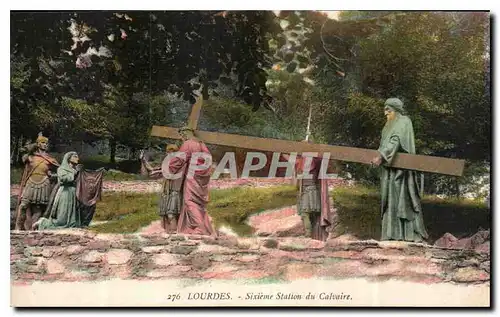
[10,154,145,185]
[116,159,142,174]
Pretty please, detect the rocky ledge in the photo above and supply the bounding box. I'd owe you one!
[11,230,490,285]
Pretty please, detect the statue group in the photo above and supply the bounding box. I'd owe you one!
[141,97,430,243]
[15,98,430,244]
[14,133,104,231]
[141,126,216,236]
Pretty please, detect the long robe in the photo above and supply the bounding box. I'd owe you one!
[377,115,429,242]
[295,156,332,241]
[169,139,215,236]
[38,152,81,230]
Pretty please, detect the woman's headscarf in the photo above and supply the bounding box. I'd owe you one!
[59,151,77,173]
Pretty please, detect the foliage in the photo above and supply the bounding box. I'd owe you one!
[62,11,282,108]
[354,12,490,160]
[10,154,145,184]
[312,12,490,190]
[201,96,293,139]
[426,160,490,199]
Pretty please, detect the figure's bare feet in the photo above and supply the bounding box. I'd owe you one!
[167,215,178,234]
[168,223,177,234]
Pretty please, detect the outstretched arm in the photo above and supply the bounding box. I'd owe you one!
[141,157,157,173]
[139,150,163,178]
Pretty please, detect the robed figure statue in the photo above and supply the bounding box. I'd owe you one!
[370,98,429,243]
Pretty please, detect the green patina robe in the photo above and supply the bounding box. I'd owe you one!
[38,152,81,230]
[377,115,429,242]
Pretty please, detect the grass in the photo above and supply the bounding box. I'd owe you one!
[208,185,297,235]
[89,185,298,234]
[11,167,144,184]
[332,184,490,243]
[89,183,488,240]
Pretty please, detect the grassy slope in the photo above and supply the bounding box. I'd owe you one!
[90,185,298,234]
[332,185,490,243]
[89,184,489,241]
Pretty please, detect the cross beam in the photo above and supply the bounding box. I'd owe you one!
[150,125,465,176]
[187,94,203,130]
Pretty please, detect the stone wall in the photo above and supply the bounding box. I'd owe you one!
[11,230,490,285]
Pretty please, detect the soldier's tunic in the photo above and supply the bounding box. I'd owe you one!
[20,155,54,205]
[158,174,183,217]
[297,157,322,216]
[295,156,332,241]
[141,157,183,217]
[16,151,59,230]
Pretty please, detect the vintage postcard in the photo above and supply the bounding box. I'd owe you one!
[9,9,491,307]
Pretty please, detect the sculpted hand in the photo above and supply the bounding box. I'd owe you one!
[370,155,383,167]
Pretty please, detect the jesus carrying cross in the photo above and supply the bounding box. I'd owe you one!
[150,95,465,241]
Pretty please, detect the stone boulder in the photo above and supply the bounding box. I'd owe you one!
[433,233,458,248]
[475,241,490,254]
[248,207,305,237]
[434,229,490,254]
[254,215,304,237]
[470,230,490,247]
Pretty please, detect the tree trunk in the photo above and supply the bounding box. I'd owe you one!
[109,138,117,164]
[130,148,137,160]
[346,42,362,93]
[11,135,19,166]
[455,178,461,199]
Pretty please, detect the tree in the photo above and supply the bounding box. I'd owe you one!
[311,12,490,192]
[66,11,282,108]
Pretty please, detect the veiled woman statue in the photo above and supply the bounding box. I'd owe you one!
[33,151,82,230]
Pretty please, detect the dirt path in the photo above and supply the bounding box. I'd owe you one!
[11,277,489,307]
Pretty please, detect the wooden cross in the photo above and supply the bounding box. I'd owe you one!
[151,96,465,177]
